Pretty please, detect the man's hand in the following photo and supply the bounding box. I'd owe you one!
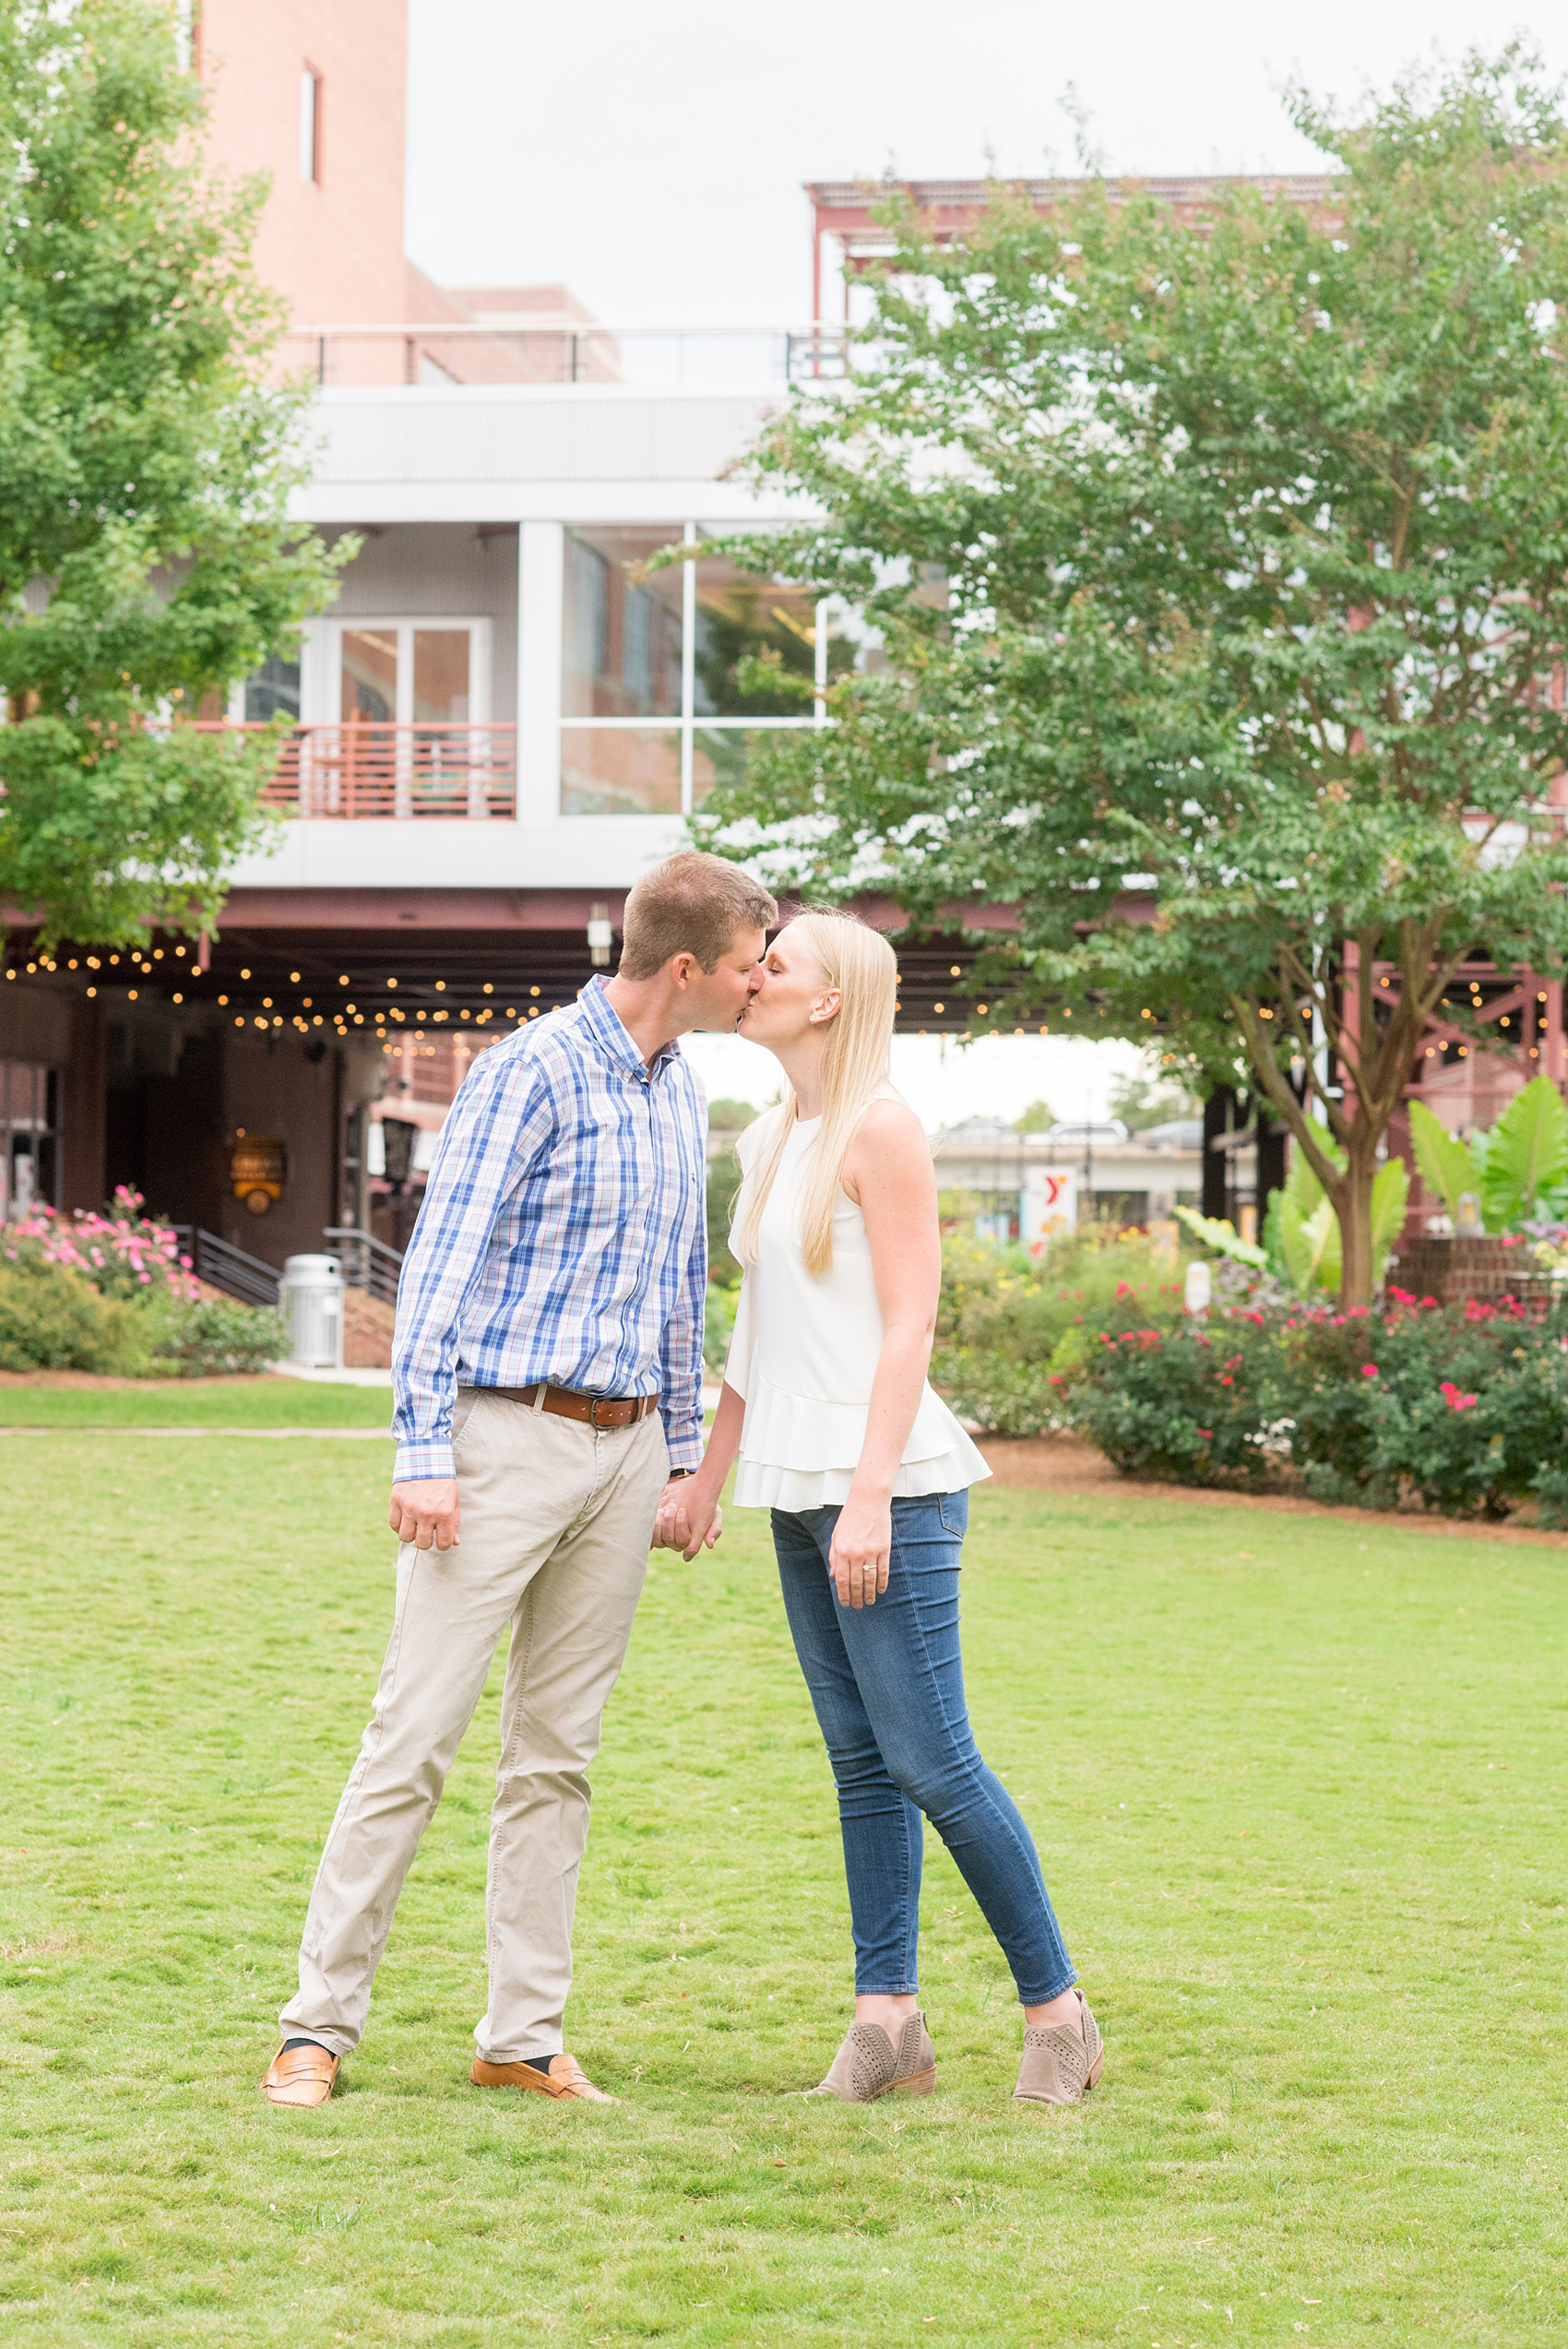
[389,1477,461,1551]
[653,1475,722,1560]
[828,1488,892,1609]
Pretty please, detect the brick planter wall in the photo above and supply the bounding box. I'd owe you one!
[344,1288,396,1369]
[1388,1234,1546,1308]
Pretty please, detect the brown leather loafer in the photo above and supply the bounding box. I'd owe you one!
[262,2041,339,2109]
[470,2052,616,2103]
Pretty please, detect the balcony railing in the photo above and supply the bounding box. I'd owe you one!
[277,321,851,391]
[251,723,517,820]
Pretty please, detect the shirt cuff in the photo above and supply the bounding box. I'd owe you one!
[393,1439,456,1482]
[663,1425,704,1474]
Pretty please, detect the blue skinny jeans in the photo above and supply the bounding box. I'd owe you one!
[771,1489,1075,2004]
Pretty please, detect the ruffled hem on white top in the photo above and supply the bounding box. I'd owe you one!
[730,1371,990,1511]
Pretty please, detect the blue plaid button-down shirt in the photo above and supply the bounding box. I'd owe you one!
[390,979,707,1482]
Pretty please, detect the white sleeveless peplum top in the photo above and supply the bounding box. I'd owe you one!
[722,1100,990,1511]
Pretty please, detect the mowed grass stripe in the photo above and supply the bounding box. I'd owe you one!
[0,1439,1565,2344]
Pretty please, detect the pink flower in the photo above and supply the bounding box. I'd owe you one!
[1361,1363,1380,1379]
[1440,1380,1479,1412]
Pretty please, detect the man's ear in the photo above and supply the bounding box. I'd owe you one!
[667,950,699,990]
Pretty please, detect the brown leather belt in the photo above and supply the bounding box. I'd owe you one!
[488,1381,659,1430]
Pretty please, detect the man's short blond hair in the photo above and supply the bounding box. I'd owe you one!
[617,853,778,981]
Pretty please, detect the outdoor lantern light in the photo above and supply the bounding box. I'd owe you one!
[588,902,613,968]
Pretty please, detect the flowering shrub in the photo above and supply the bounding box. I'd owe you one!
[0,1258,128,1371]
[0,1190,280,1376]
[933,1230,1185,1437]
[1060,1286,1568,1520]
[0,1187,198,1301]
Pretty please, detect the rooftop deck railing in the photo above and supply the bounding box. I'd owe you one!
[243,723,517,820]
[277,321,851,391]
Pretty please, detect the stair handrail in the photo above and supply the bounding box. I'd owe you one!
[324,1225,404,1306]
[190,1228,283,1309]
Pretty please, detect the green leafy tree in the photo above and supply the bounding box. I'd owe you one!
[699,49,1568,1306]
[1108,1064,1201,1133]
[0,0,343,950]
[1013,1098,1055,1134]
[707,1096,758,1133]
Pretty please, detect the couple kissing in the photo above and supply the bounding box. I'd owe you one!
[263,852,1100,2116]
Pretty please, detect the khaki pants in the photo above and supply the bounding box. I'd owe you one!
[280,1389,669,2062]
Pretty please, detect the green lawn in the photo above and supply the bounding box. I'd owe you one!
[3,1441,1566,2346]
[0,1378,392,1428]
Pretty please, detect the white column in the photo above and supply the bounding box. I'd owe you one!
[517,520,563,826]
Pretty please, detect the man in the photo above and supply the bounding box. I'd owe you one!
[263,852,776,2110]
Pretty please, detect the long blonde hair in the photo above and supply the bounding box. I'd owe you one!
[732,910,899,1278]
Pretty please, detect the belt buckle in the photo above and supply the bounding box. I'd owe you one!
[588,1394,612,1429]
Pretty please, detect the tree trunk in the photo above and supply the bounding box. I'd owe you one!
[1334,1151,1379,1309]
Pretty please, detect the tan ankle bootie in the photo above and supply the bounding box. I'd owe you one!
[1013,1987,1103,2106]
[807,2010,937,2102]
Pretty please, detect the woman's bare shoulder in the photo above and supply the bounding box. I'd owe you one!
[856,1095,926,1146]
[844,1096,931,1182]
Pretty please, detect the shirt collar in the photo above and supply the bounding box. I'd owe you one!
[577,975,683,1083]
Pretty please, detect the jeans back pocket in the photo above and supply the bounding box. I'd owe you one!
[936,1488,969,1540]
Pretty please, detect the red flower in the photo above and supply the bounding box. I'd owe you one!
[1196,1427,1213,1439]
[1361,1363,1380,1380]
[1440,1379,1479,1412]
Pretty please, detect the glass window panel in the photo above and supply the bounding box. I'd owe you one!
[824,596,887,679]
[563,528,683,718]
[341,627,398,722]
[692,556,819,717]
[245,652,301,723]
[692,724,813,809]
[413,628,470,722]
[561,727,681,817]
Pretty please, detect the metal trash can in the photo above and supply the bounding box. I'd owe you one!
[280,1252,345,1370]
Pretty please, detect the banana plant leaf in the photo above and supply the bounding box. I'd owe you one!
[1408,1099,1479,1222]
[1280,1191,1341,1292]
[1173,1202,1268,1269]
[1371,1155,1409,1262]
[1277,1139,1408,1294]
[1479,1075,1568,1233]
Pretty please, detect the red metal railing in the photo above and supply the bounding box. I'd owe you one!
[257,723,517,818]
[255,719,516,822]
[183,720,517,817]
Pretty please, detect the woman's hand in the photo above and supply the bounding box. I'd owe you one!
[829,1486,892,1608]
[654,1478,723,1560]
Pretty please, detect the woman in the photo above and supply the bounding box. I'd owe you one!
[658,910,1100,2106]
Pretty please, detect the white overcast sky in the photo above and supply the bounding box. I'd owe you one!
[405,0,1562,325]
[405,0,1560,1126]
